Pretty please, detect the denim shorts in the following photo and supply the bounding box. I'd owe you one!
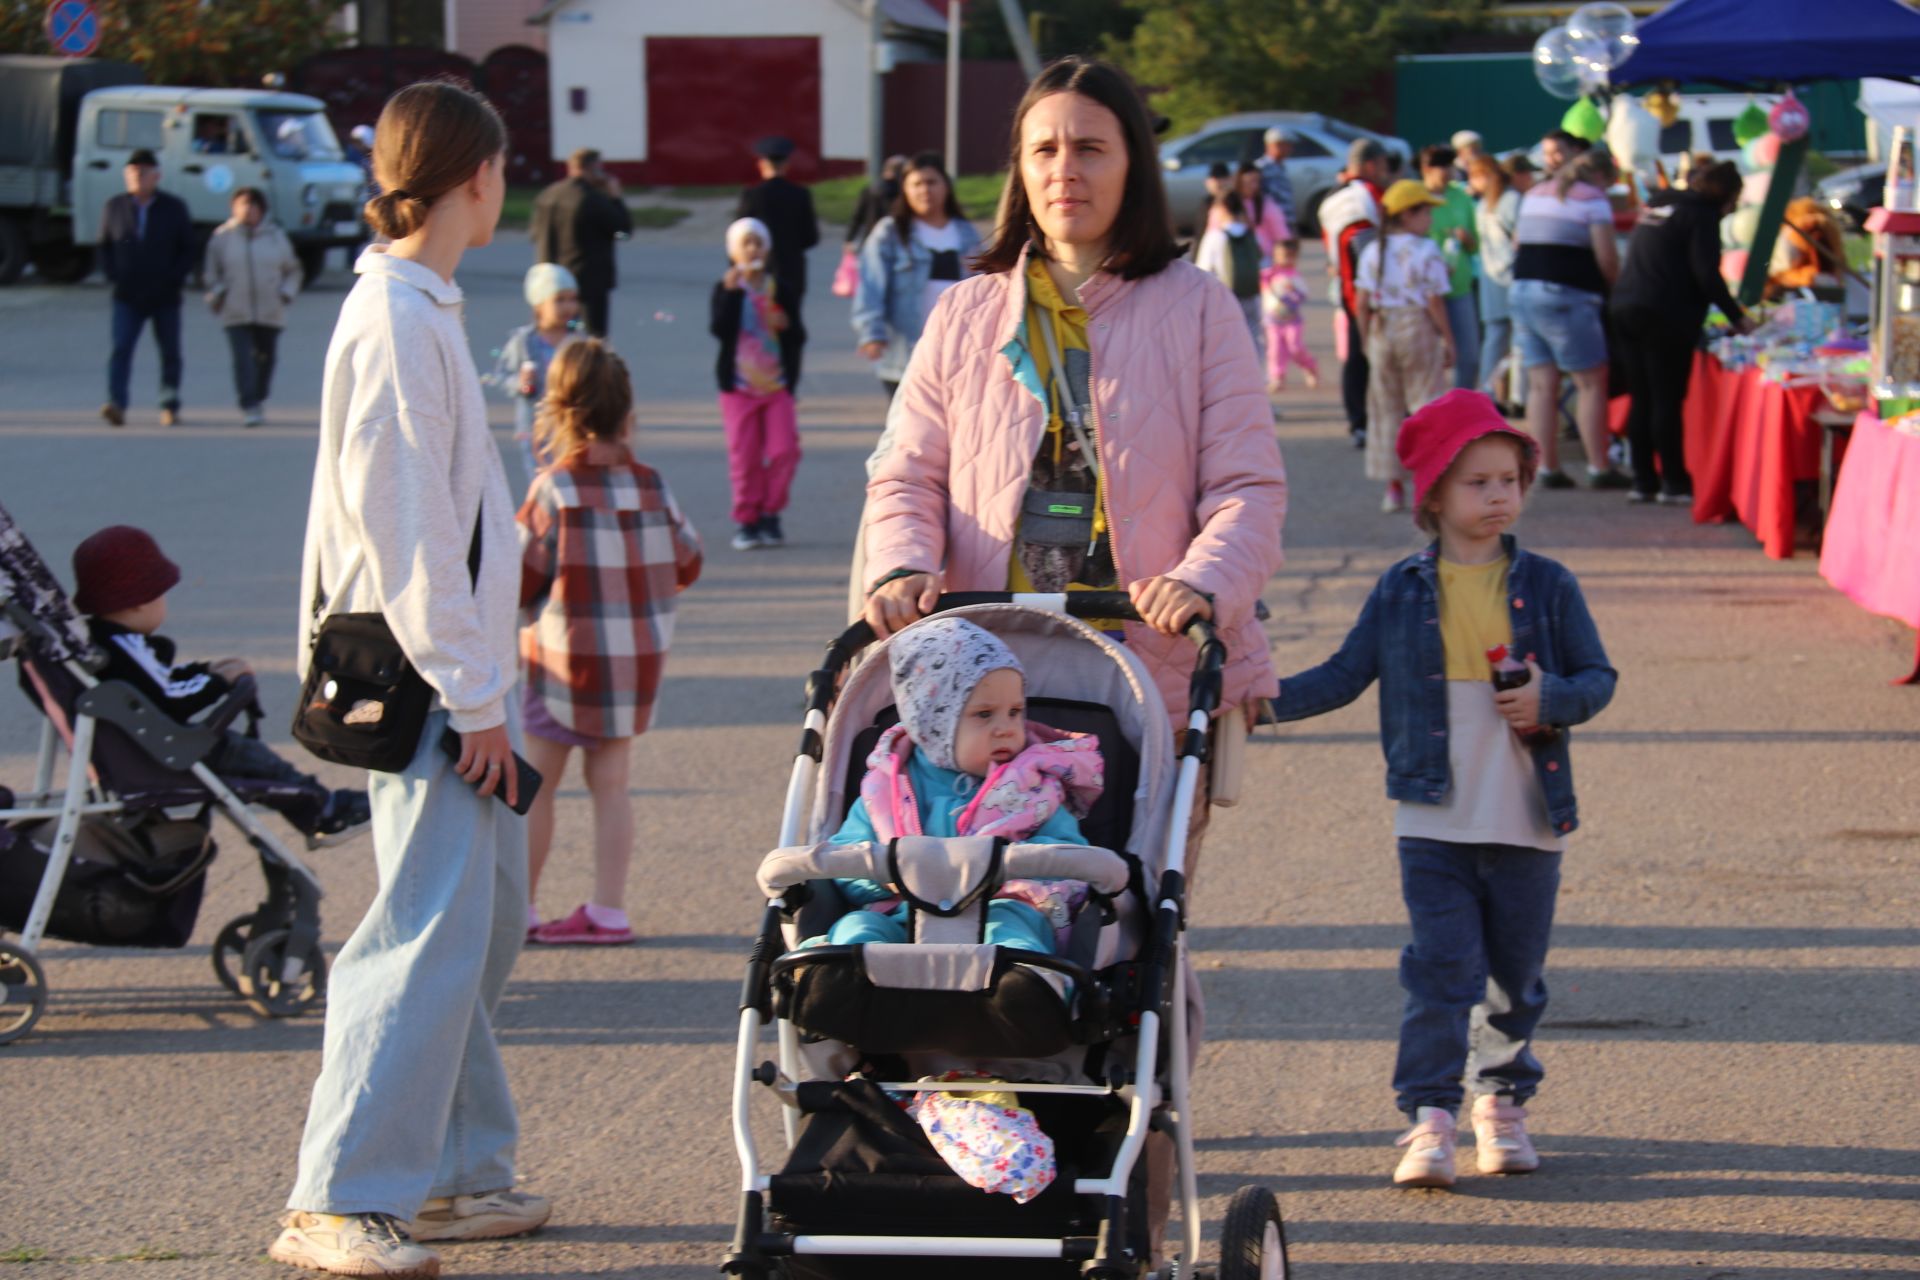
[1509,278,1607,372]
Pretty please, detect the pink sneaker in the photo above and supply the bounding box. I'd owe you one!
[1471,1093,1540,1174]
[529,905,634,946]
[1393,1107,1458,1188]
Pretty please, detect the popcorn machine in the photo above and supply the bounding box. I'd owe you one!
[1868,128,1920,401]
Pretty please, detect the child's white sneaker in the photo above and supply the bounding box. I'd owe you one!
[1470,1093,1539,1174]
[1392,1106,1457,1188]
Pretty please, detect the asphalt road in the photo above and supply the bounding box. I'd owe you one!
[1,218,1916,1278]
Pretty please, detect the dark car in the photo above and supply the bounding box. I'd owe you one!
[1816,161,1884,231]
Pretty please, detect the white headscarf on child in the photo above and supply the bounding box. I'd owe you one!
[726,217,773,261]
[888,618,1025,773]
[523,262,578,309]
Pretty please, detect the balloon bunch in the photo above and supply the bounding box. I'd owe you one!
[1534,2,1640,101]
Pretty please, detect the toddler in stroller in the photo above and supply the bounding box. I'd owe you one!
[70,525,370,848]
[0,504,327,1044]
[809,618,1103,955]
[725,595,1288,1280]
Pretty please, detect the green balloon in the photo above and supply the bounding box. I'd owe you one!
[1562,97,1607,142]
[1733,101,1770,146]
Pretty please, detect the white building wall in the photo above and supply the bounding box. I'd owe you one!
[544,0,871,165]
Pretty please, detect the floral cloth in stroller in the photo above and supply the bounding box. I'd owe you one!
[0,502,326,1044]
[725,594,1290,1280]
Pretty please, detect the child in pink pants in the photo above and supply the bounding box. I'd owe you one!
[710,217,801,551]
[1261,240,1320,393]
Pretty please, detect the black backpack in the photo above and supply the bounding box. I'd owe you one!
[1225,230,1262,300]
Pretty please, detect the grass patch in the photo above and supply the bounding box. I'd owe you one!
[0,1248,48,1264]
[629,204,690,230]
[500,184,540,230]
[1846,232,1873,275]
[809,172,1006,228]
[103,1247,183,1262]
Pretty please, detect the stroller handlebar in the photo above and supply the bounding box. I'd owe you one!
[805,591,1226,731]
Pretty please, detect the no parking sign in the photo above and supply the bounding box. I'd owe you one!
[45,0,102,58]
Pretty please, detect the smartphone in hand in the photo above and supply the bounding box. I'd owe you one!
[438,727,542,816]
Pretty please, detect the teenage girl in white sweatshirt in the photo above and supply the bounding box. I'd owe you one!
[275,81,550,1279]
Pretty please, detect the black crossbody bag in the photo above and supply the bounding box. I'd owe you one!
[291,516,481,773]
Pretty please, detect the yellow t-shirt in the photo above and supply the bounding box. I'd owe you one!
[1438,555,1512,681]
[1008,258,1113,603]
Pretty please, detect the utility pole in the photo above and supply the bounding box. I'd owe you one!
[997,0,1040,77]
[945,0,962,178]
[868,0,885,183]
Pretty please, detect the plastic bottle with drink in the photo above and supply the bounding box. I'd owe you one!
[1486,644,1559,746]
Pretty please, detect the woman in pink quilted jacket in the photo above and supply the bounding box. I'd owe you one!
[860,56,1288,730]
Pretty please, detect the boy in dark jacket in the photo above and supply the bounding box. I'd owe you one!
[1274,391,1615,1189]
[72,525,369,848]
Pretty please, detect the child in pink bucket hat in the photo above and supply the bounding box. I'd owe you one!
[1272,388,1617,1190]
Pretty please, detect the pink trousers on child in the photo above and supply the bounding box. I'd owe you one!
[1265,319,1319,387]
[719,389,801,526]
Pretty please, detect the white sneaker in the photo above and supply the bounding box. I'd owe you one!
[407,1188,551,1242]
[270,1212,440,1277]
[1393,1106,1458,1187]
[1381,481,1406,513]
[1471,1093,1540,1174]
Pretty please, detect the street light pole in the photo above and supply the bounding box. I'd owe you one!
[945,0,962,177]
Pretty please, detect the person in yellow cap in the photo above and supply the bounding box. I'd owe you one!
[1354,179,1456,513]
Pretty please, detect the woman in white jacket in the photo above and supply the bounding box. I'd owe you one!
[204,188,299,426]
[273,82,549,1279]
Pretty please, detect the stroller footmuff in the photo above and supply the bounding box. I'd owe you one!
[0,812,213,948]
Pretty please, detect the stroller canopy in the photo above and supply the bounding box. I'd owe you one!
[0,502,94,668]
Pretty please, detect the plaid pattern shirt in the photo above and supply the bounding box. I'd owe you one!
[518,445,703,738]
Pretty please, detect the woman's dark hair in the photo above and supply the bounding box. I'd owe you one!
[1233,160,1265,223]
[232,186,268,214]
[1690,160,1742,208]
[973,56,1180,280]
[889,150,967,244]
[1219,189,1246,221]
[1419,144,1456,173]
[364,80,506,240]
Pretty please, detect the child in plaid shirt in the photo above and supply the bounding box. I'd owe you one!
[518,340,703,944]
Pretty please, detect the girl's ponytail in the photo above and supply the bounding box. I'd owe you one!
[364,80,506,241]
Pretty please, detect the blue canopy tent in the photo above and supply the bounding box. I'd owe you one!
[1612,0,1920,302]
[1616,0,1920,88]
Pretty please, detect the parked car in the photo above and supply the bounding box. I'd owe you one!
[1159,112,1412,236]
[1816,161,1884,231]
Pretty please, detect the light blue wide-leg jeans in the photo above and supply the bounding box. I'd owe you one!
[289,708,529,1217]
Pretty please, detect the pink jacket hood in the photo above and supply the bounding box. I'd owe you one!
[860,720,1105,843]
[864,247,1288,723]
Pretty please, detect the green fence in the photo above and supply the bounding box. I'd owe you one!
[1393,54,1866,158]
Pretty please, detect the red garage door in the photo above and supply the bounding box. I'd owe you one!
[644,37,821,185]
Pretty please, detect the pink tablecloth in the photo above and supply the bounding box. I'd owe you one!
[1819,411,1920,629]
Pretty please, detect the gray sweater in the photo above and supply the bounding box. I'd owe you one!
[297,248,520,733]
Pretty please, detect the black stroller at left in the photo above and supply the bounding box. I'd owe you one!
[0,502,326,1045]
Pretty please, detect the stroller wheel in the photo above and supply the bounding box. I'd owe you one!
[1218,1185,1289,1280]
[239,928,327,1018]
[0,941,48,1045]
[211,912,260,996]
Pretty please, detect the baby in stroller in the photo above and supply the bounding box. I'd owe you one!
[810,617,1103,955]
[70,525,370,848]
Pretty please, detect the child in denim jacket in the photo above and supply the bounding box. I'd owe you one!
[1273,389,1616,1189]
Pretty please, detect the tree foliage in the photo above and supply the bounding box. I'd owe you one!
[962,0,1144,63]
[0,0,347,87]
[1112,0,1491,134]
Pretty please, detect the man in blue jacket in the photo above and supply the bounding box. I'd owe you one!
[99,149,196,427]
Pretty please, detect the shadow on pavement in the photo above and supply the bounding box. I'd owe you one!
[1190,923,1920,950]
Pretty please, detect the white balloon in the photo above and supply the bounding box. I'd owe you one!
[1534,27,1586,101]
[1568,1,1639,72]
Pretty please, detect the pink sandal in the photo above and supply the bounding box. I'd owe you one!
[529,904,635,946]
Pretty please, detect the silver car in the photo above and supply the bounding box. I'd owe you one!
[1160,112,1413,236]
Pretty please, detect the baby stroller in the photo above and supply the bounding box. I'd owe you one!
[0,502,326,1045]
[726,592,1289,1279]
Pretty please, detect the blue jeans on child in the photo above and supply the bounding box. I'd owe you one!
[288,709,529,1217]
[1393,837,1561,1118]
[827,898,1055,953]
